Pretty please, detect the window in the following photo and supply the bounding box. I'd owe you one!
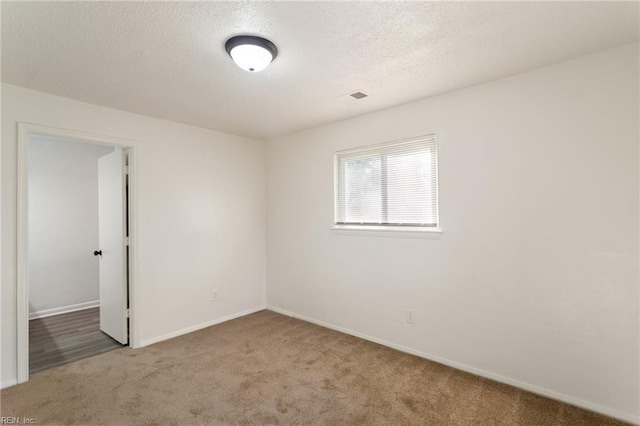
[334,135,439,231]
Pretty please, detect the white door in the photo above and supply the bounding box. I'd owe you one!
[97,147,128,345]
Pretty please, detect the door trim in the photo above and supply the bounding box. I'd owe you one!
[16,122,140,384]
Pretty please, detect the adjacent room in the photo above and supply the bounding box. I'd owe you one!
[1,1,638,425]
[27,136,126,374]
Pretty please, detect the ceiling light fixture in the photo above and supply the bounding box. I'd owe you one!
[225,35,278,73]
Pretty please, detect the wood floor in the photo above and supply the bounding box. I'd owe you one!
[29,307,124,374]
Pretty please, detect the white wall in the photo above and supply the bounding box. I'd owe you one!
[2,84,267,386]
[28,136,113,317]
[266,43,639,421]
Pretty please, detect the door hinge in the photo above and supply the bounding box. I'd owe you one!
[123,165,129,175]
[125,308,130,318]
[124,237,130,246]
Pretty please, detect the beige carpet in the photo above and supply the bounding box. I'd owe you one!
[1,310,626,425]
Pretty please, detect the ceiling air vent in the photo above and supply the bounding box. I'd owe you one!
[349,91,368,100]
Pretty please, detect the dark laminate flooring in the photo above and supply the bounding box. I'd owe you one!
[29,307,125,374]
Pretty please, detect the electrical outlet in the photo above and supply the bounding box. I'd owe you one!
[406,309,415,325]
[212,291,218,302]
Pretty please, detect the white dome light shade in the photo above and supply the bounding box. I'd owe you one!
[229,44,273,72]
[225,35,278,73]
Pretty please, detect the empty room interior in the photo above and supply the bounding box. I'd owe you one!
[1,1,638,425]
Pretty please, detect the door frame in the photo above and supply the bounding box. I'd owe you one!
[16,122,140,384]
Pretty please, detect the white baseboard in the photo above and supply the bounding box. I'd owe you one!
[139,305,267,348]
[267,305,639,425]
[1,379,18,389]
[29,300,100,320]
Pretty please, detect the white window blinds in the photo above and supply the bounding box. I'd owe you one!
[335,135,438,227]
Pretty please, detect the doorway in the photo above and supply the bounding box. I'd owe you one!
[16,123,138,383]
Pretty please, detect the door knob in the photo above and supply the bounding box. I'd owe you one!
[94,250,102,256]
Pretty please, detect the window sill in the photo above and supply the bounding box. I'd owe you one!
[331,225,443,239]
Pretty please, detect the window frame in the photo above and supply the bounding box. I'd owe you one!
[332,135,442,238]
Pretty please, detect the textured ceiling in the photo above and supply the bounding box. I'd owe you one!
[2,1,638,140]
